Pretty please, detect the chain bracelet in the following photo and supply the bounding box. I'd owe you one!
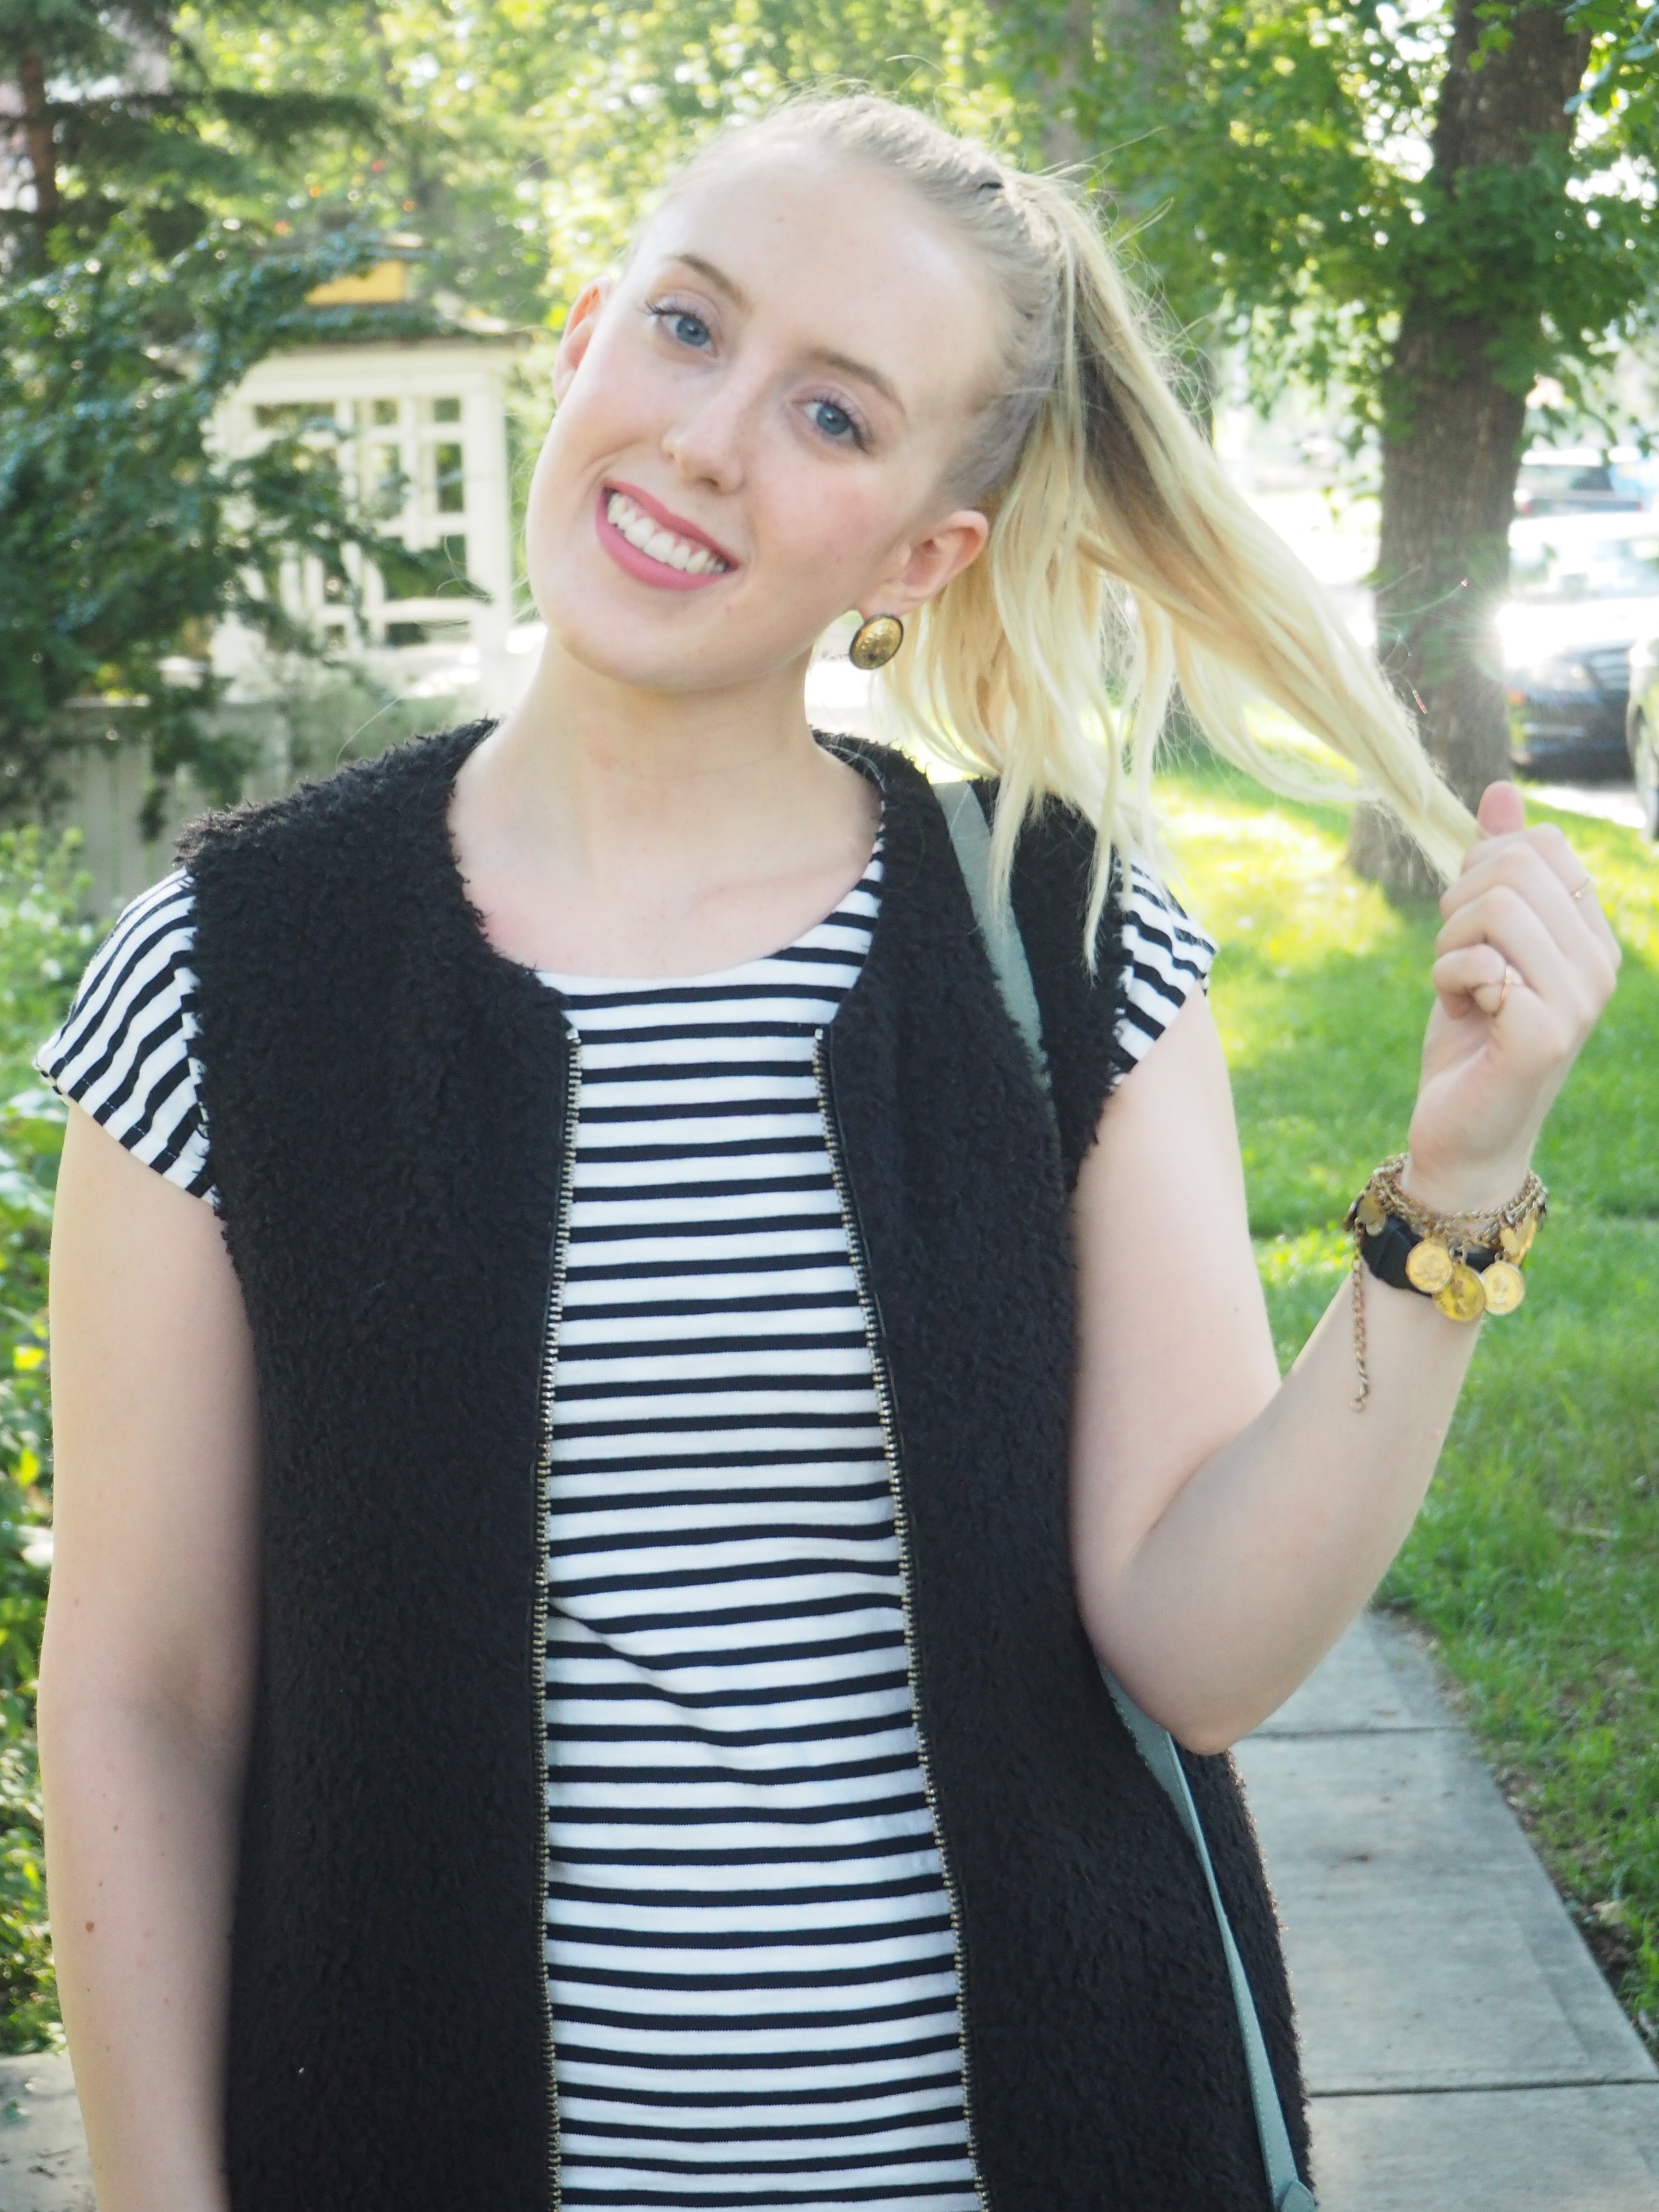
[1350,1238,1370,1411]
[1344,1154,1548,1412]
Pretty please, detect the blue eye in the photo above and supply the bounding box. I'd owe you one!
[809,399,860,445]
[651,304,711,349]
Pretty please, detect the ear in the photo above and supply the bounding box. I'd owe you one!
[552,280,611,403]
[861,507,990,623]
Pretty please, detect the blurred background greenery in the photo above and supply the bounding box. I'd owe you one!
[0,837,89,2050]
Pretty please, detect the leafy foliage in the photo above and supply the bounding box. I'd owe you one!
[182,0,1006,326]
[0,222,460,825]
[1026,1,1659,431]
[0,831,95,2052]
[0,7,469,821]
[0,0,379,270]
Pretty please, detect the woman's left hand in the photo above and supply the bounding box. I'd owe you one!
[1405,781,1620,1212]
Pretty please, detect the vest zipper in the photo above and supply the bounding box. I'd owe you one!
[812,1030,992,2212]
[533,1025,582,2211]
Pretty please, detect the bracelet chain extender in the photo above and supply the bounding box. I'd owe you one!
[1343,1154,1548,1409]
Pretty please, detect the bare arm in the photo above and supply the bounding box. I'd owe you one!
[1070,986,1482,1747]
[39,1107,260,2212]
[1071,795,1619,1752]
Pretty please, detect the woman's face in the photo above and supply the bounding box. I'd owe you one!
[524,147,1000,695]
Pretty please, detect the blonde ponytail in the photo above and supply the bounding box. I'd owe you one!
[666,97,1478,939]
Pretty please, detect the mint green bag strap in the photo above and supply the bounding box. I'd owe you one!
[935,779,1316,2212]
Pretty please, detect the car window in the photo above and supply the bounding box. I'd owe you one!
[1519,463,1615,497]
[1511,535,1659,601]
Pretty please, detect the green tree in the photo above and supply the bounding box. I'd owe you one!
[992,0,1659,885]
[176,0,557,329]
[0,0,377,271]
[0,224,457,822]
[184,0,1000,327]
[0,828,97,2051]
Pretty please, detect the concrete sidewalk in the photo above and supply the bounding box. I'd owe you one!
[1238,1611,1659,2209]
[2,1612,1654,2209]
[0,2056,88,2212]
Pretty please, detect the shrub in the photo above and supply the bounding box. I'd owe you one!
[0,831,94,2049]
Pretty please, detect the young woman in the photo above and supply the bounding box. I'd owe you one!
[36,95,1617,2212]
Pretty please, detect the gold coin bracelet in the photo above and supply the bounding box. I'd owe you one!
[1342,1154,1548,1409]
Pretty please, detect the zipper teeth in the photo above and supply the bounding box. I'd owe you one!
[534,1027,582,2212]
[813,1031,991,2211]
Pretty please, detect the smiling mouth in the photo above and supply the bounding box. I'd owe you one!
[603,488,733,576]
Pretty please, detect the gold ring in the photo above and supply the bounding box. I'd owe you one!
[1571,878,1591,902]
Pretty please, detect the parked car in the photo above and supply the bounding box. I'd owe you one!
[1627,632,1659,839]
[1610,448,1659,511]
[1499,516,1659,777]
[1514,447,1646,519]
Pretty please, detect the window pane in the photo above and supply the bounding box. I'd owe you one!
[372,398,398,426]
[433,397,461,423]
[384,618,469,648]
[434,442,465,513]
[376,545,434,600]
[254,401,336,432]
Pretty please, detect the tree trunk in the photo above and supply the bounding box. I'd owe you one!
[1353,310,1533,893]
[1019,0,1095,169]
[1100,0,1181,84]
[17,48,60,259]
[1354,0,1591,891]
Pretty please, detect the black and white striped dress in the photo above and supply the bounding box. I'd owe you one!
[39,828,1214,2211]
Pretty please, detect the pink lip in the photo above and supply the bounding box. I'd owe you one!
[595,481,738,592]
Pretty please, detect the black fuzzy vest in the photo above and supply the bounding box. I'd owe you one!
[181,724,1309,2211]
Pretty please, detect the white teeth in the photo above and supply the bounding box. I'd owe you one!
[605,490,728,574]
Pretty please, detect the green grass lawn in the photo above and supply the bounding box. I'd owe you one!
[1163,754,1659,2043]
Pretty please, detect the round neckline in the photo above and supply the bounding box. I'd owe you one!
[440,727,889,997]
[431,725,909,1047]
[533,828,884,996]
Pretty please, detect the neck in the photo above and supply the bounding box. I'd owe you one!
[449,627,878,977]
[483,626,829,853]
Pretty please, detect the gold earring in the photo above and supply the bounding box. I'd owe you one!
[849,614,904,671]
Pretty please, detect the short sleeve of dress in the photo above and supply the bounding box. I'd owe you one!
[1115,860,1217,1067]
[35,870,217,1205]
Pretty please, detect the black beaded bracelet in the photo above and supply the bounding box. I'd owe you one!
[1341,1154,1547,1410]
[1357,1214,1499,1297]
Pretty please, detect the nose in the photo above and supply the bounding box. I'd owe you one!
[660,374,752,495]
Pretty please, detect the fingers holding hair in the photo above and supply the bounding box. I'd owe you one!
[1440,784,1620,974]
[1428,783,1619,1038]
[1431,942,1518,1021]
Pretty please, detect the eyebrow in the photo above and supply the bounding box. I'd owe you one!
[812,345,906,421]
[666,252,908,420]
[674,251,750,310]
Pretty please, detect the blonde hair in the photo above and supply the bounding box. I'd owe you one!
[660,96,1475,938]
